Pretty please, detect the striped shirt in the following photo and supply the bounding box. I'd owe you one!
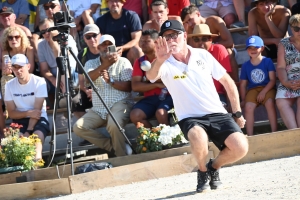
[84,56,133,119]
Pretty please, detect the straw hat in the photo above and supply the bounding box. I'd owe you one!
[188,24,219,37]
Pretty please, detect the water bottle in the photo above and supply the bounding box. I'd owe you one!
[159,88,168,101]
[3,55,10,65]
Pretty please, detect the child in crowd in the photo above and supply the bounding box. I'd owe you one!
[239,36,277,136]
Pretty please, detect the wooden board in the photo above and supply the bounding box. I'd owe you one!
[0,178,71,200]
[69,151,214,194]
[229,26,248,33]
[22,146,193,182]
[0,171,21,185]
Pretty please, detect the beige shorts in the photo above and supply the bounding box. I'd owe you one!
[245,86,276,106]
[199,2,237,18]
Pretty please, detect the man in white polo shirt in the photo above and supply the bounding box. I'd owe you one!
[4,54,49,160]
[146,20,248,193]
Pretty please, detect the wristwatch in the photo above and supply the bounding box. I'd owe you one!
[232,111,242,118]
[109,77,114,85]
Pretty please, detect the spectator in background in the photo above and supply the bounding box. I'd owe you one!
[291,2,300,15]
[199,0,237,28]
[130,29,173,128]
[239,36,277,136]
[143,0,182,31]
[5,54,49,160]
[276,14,300,129]
[73,34,133,157]
[123,0,148,24]
[0,0,29,28]
[1,26,34,103]
[0,7,32,68]
[188,24,232,108]
[181,5,239,82]
[248,0,290,59]
[66,0,100,41]
[231,0,252,28]
[147,0,190,17]
[74,24,101,147]
[38,18,78,107]
[96,0,143,65]
[2,26,34,74]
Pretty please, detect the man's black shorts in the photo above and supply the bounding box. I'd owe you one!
[178,113,242,150]
[12,117,50,139]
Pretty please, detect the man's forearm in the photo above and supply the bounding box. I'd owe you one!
[88,63,109,81]
[8,110,29,119]
[146,59,164,81]
[221,74,241,112]
[121,39,139,51]
[27,118,38,130]
[111,81,131,92]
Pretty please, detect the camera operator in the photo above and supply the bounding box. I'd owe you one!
[37,18,78,107]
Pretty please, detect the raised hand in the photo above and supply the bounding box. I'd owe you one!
[155,36,172,61]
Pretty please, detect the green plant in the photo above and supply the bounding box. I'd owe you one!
[0,123,44,170]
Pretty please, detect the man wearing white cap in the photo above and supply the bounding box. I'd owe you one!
[4,54,49,160]
[73,34,133,157]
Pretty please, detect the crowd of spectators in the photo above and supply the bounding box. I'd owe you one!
[0,0,299,157]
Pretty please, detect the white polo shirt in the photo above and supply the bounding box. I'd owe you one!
[151,46,227,121]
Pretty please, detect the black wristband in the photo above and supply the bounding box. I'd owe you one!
[26,130,34,135]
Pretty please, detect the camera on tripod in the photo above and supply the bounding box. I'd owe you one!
[48,10,76,42]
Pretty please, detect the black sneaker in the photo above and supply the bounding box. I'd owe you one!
[196,170,210,193]
[207,159,222,189]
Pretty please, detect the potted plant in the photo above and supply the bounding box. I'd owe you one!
[136,122,189,153]
[0,123,45,174]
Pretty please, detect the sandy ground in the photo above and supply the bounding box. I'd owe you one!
[45,155,300,200]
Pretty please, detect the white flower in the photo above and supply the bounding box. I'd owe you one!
[158,124,186,146]
[1,138,8,146]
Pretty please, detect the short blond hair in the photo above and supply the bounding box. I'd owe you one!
[1,26,30,52]
[289,14,300,26]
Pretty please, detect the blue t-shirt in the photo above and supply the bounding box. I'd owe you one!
[1,0,30,28]
[240,57,276,90]
[96,9,142,47]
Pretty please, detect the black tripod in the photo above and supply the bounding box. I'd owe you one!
[48,33,135,175]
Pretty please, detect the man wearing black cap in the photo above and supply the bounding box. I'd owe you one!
[248,0,290,59]
[0,0,30,28]
[146,20,248,193]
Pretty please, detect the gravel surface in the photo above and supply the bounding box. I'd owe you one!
[46,155,300,200]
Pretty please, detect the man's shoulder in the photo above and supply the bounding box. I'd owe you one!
[274,5,291,16]
[117,57,132,67]
[122,8,139,17]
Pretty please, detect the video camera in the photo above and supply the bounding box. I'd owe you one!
[46,10,76,42]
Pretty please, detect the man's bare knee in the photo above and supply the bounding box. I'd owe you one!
[187,126,207,141]
[225,132,248,156]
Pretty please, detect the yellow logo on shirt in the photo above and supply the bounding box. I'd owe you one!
[173,75,187,79]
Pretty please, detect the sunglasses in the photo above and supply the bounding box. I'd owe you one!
[85,34,98,40]
[8,35,21,41]
[192,36,210,43]
[291,26,300,32]
[163,32,182,41]
[44,4,57,10]
[40,29,48,35]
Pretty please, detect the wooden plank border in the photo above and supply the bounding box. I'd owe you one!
[0,178,71,200]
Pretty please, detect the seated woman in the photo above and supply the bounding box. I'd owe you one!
[276,14,300,129]
[1,27,34,97]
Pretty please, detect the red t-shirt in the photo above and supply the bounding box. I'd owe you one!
[123,0,142,17]
[132,55,162,97]
[148,0,190,16]
[208,44,232,94]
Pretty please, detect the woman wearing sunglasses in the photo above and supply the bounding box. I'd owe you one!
[1,26,34,97]
[276,14,300,129]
